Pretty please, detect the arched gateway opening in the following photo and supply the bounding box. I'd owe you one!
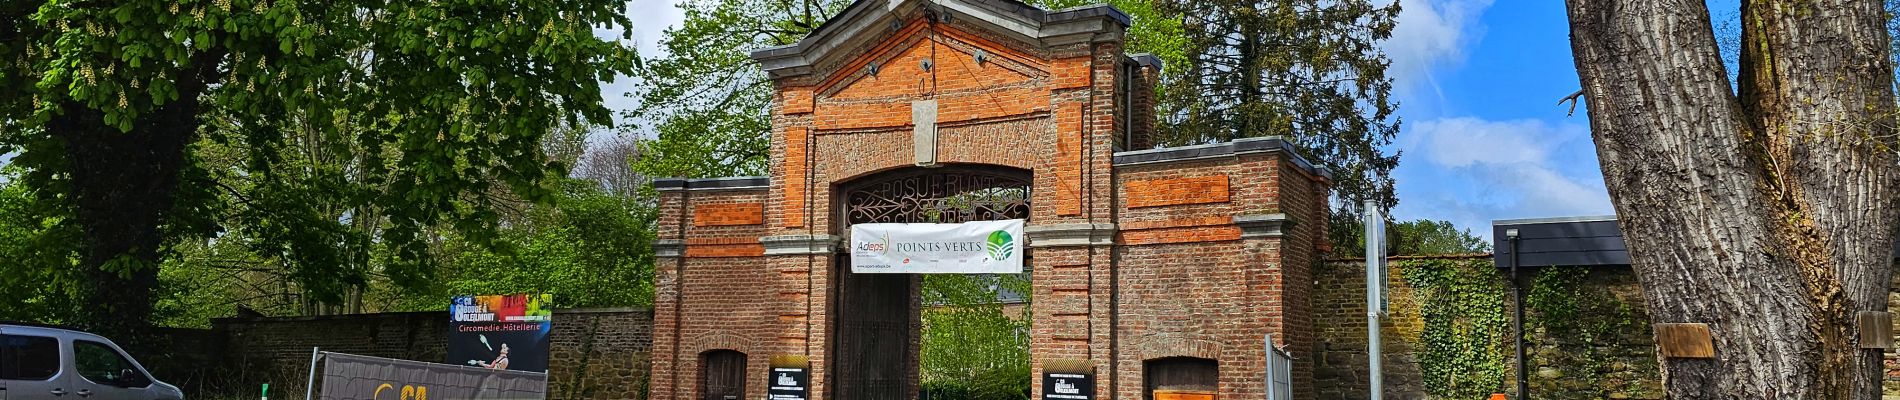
[833,166,1031,399]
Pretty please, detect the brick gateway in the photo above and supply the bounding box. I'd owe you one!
[647,0,1332,398]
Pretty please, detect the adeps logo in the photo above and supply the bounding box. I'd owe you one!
[986,230,1015,260]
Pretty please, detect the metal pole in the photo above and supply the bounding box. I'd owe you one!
[304,347,320,400]
[1511,235,1528,400]
[1264,334,1273,400]
[1365,200,1383,400]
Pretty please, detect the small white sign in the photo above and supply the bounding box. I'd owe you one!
[850,219,1025,274]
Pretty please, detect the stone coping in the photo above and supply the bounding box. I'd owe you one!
[1127,53,1163,71]
[1112,136,1332,180]
[210,307,653,323]
[1326,253,1494,262]
[652,176,769,192]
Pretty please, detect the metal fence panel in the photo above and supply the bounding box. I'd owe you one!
[1265,335,1293,400]
[318,351,547,400]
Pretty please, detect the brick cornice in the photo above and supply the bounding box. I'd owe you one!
[1235,213,1294,238]
[1025,223,1115,247]
[761,234,843,255]
[654,239,684,258]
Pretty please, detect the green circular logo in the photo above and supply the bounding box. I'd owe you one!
[986,230,1015,260]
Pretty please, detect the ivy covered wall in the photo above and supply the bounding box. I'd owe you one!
[1311,256,1663,400]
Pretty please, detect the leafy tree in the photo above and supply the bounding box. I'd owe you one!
[628,0,847,179]
[1388,220,1489,255]
[0,167,86,324]
[1565,0,1898,397]
[383,178,658,311]
[149,133,658,327]
[1331,217,1490,257]
[919,274,1032,400]
[1,0,635,335]
[1156,0,1402,221]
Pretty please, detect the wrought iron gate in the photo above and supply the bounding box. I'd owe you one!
[832,166,1031,400]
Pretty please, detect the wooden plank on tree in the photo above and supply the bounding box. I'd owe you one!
[1858,311,1893,349]
[1654,323,1715,358]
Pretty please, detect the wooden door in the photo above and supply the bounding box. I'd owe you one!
[832,270,913,399]
[701,350,747,400]
[1144,357,1218,400]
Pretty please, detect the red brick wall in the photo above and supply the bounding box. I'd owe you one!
[1107,152,1330,400]
[652,188,777,400]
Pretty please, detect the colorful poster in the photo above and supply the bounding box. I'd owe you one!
[448,294,553,373]
[849,219,1025,274]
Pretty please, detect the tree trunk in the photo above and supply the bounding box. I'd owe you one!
[1565,0,1899,398]
[44,51,219,338]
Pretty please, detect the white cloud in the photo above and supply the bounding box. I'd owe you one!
[1381,0,1494,105]
[627,0,689,58]
[1392,116,1614,241]
[594,0,689,142]
[1408,117,1583,167]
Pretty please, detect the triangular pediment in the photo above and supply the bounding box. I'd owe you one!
[750,0,1128,79]
[824,30,1040,101]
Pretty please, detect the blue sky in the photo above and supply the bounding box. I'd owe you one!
[1377,0,1616,239]
[620,0,1620,239]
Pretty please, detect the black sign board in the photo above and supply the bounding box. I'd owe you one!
[767,367,809,400]
[1042,371,1093,400]
[768,355,811,400]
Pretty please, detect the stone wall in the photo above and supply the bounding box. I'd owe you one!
[149,307,651,399]
[1312,256,1663,400]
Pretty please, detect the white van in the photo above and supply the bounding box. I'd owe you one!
[0,324,183,400]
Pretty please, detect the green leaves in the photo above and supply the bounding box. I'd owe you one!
[920,273,1032,399]
[2,0,640,328]
[627,0,848,179]
[1401,258,1508,399]
[1155,0,1402,221]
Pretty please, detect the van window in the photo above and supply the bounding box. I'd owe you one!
[74,340,149,388]
[0,334,59,381]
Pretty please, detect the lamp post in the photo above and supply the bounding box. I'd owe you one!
[1507,229,1527,400]
[1366,199,1384,400]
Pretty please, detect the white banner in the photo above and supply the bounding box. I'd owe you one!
[849,219,1025,274]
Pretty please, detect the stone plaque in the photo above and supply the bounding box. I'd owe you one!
[913,99,938,167]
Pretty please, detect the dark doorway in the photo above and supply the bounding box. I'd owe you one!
[832,166,1032,400]
[1144,357,1218,399]
[832,270,917,399]
[700,350,747,400]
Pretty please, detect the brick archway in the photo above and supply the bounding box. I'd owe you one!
[827,164,1032,400]
[1135,335,1224,362]
[687,333,755,356]
[649,1,1332,399]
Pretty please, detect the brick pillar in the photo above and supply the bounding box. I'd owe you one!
[649,183,688,400]
[1128,54,1162,151]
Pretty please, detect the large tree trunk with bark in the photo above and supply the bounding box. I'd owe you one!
[43,51,219,339]
[1566,0,1900,397]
